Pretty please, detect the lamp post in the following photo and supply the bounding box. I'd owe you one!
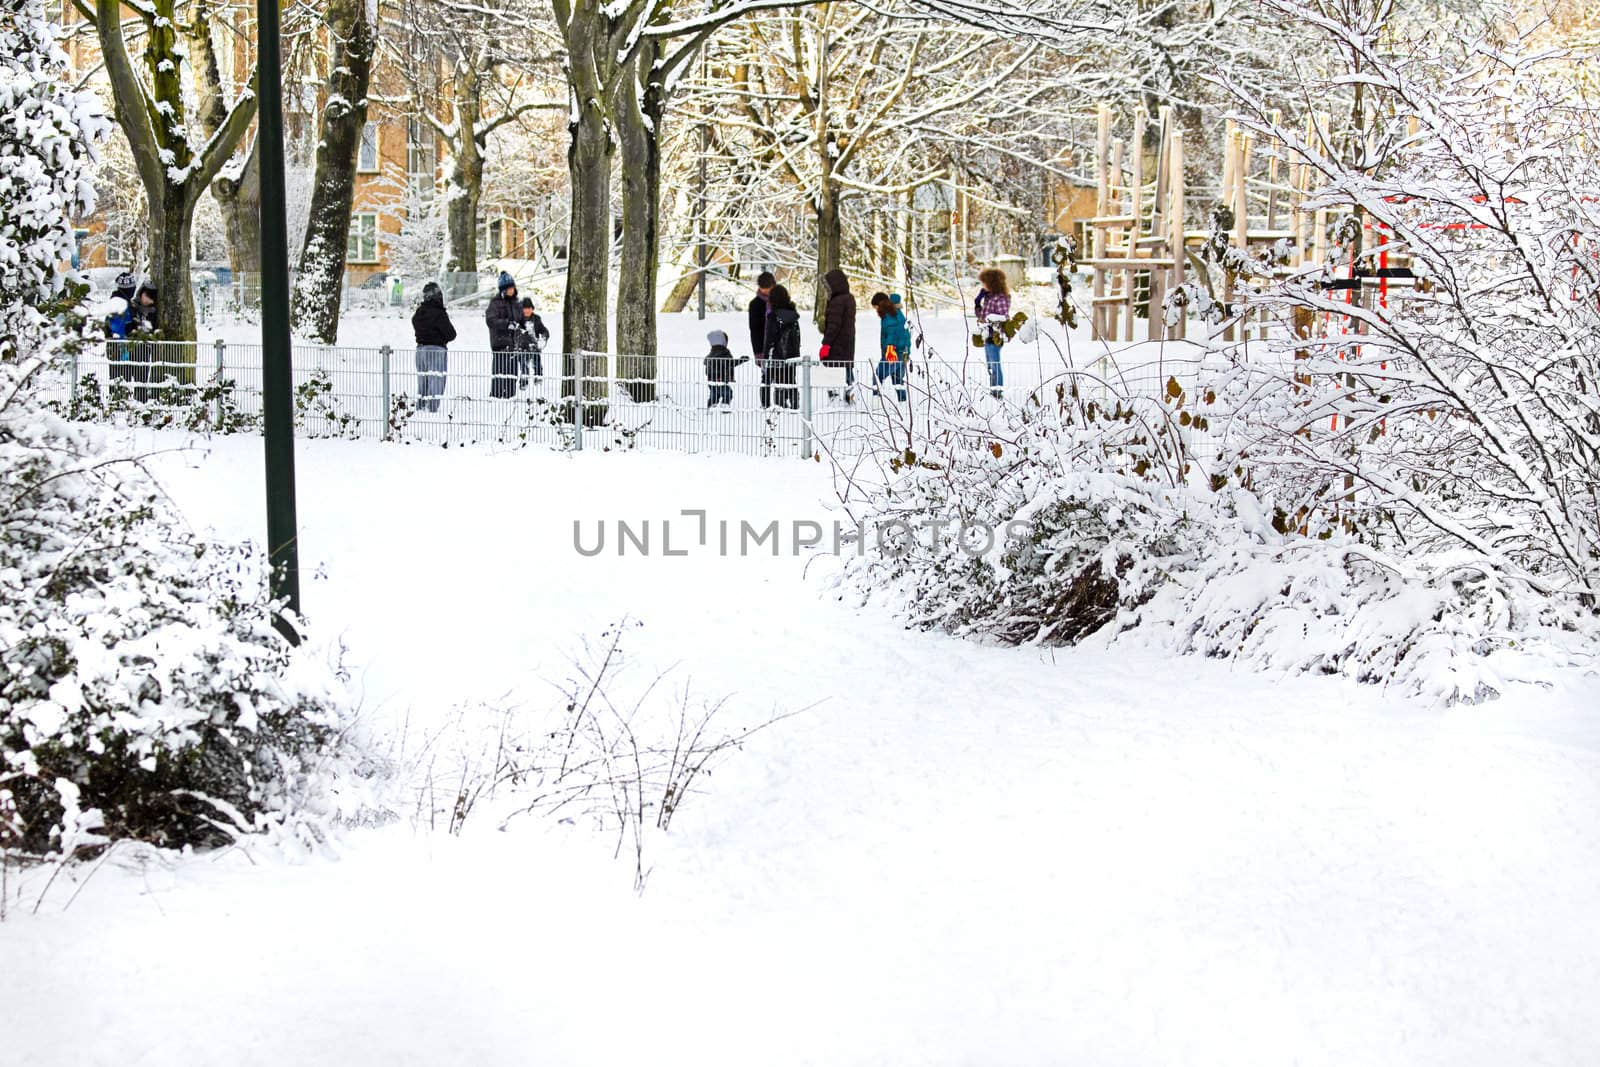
[256,0,301,643]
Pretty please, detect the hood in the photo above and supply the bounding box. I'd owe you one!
[772,306,801,323]
[889,293,903,308]
[706,329,729,347]
[135,283,158,303]
[824,269,850,296]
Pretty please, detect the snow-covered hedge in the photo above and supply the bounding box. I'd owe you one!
[837,406,1589,704]
[1,0,357,860]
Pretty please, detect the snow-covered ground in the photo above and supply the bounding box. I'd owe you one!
[4,431,1598,1066]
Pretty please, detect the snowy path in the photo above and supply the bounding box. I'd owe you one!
[5,433,1599,1066]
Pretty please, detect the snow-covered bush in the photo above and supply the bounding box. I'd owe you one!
[835,385,1206,645]
[1,0,356,859]
[837,9,1598,703]
[0,0,105,363]
[1215,3,1600,605]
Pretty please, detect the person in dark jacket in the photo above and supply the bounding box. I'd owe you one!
[819,268,858,402]
[704,329,747,408]
[109,281,159,400]
[764,285,803,410]
[749,271,777,407]
[411,281,456,412]
[748,271,776,355]
[485,271,523,399]
[517,297,551,388]
[874,292,912,402]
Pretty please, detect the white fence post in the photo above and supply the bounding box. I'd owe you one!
[213,338,225,429]
[800,356,813,458]
[380,345,393,441]
[572,350,584,451]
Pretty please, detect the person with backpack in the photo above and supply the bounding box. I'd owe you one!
[485,271,523,399]
[975,267,1011,399]
[873,292,912,402]
[704,329,747,408]
[764,284,803,410]
[819,268,858,402]
[516,297,550,389]
[411,281,456,412]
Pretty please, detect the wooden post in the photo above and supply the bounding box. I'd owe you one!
[1107,136,1125,339]
[1168,129,1185,341]
[1145,107,1173,342]
[1234,131,1252,340]
[1093,103,1111,339]
[1124,107,1147,341]
[1266,109,1282,232]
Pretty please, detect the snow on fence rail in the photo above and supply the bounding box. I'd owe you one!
[44,340,1211,459]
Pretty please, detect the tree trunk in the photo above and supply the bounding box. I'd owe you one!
[150,194,198,355]
[93,0,255,344]
[615,54,660,401]
[215,143,262,277]
[561,99,613,424]
[445,72,484,279]
[563,101,613,350]
[813,179,841,330]
[188,0,259,278]
[291,0,374,343]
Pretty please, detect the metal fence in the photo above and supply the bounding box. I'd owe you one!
[49,339,1211,458]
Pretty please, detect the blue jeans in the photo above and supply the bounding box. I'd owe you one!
[706,383,732,406]
[415,346,447,411]
[984,343,1003,395]
[875,358,906,400]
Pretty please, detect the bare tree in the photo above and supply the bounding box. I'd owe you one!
[388,0,563,280]
[82,0,256,346]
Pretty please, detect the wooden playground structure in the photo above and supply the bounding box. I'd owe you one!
[1076,103,1396,344]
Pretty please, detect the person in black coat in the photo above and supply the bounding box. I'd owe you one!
[516,297,551,388]
[764,285,802,410]
[748,271,777,407]
[411,281,456,412]
[704,328,747,408]
[819,268,858,402]
[485,271,523,399]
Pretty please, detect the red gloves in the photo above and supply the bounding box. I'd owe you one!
[819,344,831,361]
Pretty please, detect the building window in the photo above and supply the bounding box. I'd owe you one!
[347,213,378,263]
[406,119,435,197]
[479,218,507,259]
[358,123,379,173]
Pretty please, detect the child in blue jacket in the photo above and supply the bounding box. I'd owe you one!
[871,292,912,401]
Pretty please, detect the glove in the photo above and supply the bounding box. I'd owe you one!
[819,344,831,361]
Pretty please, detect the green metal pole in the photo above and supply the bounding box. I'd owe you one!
[256,0,302,643]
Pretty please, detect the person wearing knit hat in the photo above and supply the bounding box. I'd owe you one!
[485,273,523,398]
[704,328,747,408]
[874,292,912,402]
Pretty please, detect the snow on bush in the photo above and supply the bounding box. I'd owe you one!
[1,0,358,862]
[836,12,1598,703]
[1212,4,1600,604]
[0,0,105,362]
[835,374,1590,703]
